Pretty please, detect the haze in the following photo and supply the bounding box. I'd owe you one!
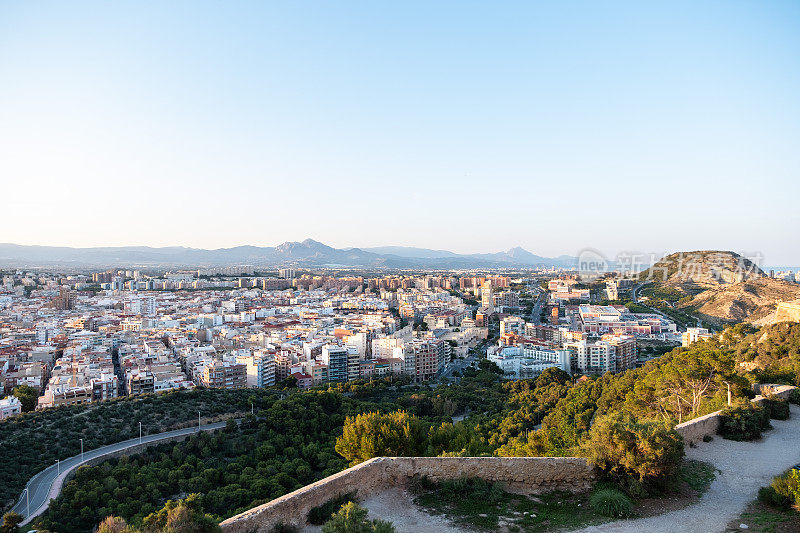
[1,1,798,264]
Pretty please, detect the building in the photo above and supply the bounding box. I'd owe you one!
[322,345,349,383]
[488,346,570,379]
[682,327,714,347]
[0,396,22,419]
[198,360,246,389]
[278,268,297,279]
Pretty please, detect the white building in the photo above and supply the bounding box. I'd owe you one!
[488,346,570,379]
[0,396,22,419]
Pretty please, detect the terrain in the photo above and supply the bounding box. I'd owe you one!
[638,251,800,326]
[0,240,576,269]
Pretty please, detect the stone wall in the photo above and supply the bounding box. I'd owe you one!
[219,456,595,533]
[221,384,796,531]
[675,384,796,445]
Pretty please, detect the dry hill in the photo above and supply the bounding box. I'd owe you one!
[639,251,800,325]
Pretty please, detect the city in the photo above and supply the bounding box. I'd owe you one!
[2,2,799,533]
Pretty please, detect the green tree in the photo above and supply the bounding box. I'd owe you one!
[335,411,427,465]
[579,412,684,494]
[1,512,23,533]
[11,384,37,412]
[322,502,395,533]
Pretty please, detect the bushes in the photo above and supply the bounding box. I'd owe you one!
[578,413,684,494]
[589,488,633,518]
[758,468,800,511]
[788,388,800,406]
[719,404,771,441]
[334,411,428,466]
[321,502,395,533]
[308,493,357,525]
[762,397,791,421]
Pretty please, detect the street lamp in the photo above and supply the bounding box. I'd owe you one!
[56,459,60,475]
[23,487,29,518]
[80,438,84,463]
[198,411,201,432]
[139,421,142,445]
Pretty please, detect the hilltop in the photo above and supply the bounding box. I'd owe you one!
[639,251,764,290]
[638,251,799,325]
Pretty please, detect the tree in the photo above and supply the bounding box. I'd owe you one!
[579,412,684,494]
[141,494,219,533]
[96,515,134,533]
[1,512,22,533]
[11,384,37,412]
[335,411,427,465]
[322,502,395,533]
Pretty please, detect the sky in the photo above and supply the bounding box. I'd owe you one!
[1,1,799,264]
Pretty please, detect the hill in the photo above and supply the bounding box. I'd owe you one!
[634,250,797,325]
[639,250,764,290]
[0,241,576,269]
[683,278,800,325]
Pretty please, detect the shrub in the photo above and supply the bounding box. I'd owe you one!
[788,388,800,406]
[719,404,770,441]
[763,398,790,421]
[589,488,633,518]
[758,486,791,509]
[702,435,714,442]
[768,468,800,510]
[578,412,684,494]
[321,502,396,533]
[308,492,357,525]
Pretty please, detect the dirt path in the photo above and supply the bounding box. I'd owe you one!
[574,404,800,533]
[359,487,466,533]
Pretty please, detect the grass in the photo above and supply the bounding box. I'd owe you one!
[734,502,799,533]
[679,459,717,495]
[410,477,606,532]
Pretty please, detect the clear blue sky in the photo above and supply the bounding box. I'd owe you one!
[1,1,798,264]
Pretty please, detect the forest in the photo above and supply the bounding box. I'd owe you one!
[5,322,798,532]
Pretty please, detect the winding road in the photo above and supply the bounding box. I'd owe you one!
[12,421,228,525]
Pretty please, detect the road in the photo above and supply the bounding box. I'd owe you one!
[530,289,547,325]
[631,281,651,303]
[13,420,228,525]
[574,404,800,533]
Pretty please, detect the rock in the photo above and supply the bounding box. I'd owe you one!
[739,525,749,529]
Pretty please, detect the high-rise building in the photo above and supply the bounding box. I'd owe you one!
[322,345,349,383]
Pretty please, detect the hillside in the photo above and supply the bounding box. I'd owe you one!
[639,250,765,290]
[635,251,798,325]
[683,278,800,325]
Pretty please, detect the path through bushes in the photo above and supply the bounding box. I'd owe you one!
[575,404,800,533]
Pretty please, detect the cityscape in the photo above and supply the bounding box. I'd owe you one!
[2,2,800,533]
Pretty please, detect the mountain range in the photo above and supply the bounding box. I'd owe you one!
[0,240,577,269]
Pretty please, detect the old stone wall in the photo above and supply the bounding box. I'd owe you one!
[675,384,796,445]
[219,456,595,533]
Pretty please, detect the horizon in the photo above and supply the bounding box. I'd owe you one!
[2,2,799,264]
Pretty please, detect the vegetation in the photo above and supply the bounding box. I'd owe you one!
[1,512,22,533]
[410,476,603,531]
[321,502,395,533]
[0,387,277,510]
[93,494,220,532]
[34,392,352,531]
[308,493,357,525]
[9,322,798,531]
[11,384,37,412]
[589,487,633,518]
[719,403,771,441]
[758,468,800,512]
[578,413,684,495]
[336,411,427,465]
